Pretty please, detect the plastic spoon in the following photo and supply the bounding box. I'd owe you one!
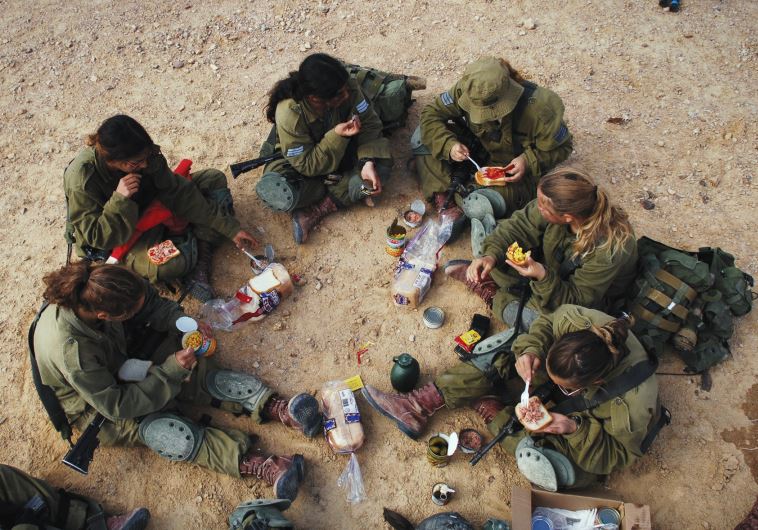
[466,155,483,172]
[520,379,530,407]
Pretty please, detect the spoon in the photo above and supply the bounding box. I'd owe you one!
[520,379,530,408]
[466,155,483,172]
[241,247,266,270]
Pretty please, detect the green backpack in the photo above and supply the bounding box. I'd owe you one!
[628,237,754,372]
[343,63,417,133]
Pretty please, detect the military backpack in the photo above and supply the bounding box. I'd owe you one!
[628,236,755,372]
[343,63,418,133]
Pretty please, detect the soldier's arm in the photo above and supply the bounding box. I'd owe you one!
[419,84,465,161]
[276,103,349,177]
[511,312,555,362]
[148,154,240,240]
[66,184,139,251]
[530,240,636,312]
[481,200,546,265]
[62,338,190,421]
[353,87,392,161]
[520,91,573,178]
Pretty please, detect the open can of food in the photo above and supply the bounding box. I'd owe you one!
[403,199,426,228]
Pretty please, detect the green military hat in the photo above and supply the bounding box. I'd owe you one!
[458,57,524,124]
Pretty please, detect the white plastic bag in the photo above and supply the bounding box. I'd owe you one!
[337,453,366,504]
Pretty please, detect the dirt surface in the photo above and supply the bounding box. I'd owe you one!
[0,0,756,528]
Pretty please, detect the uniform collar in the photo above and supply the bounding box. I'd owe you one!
[57,305,116,342]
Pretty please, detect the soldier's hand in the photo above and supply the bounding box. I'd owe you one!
[515,353,541,382]
[334,115,361,137]
[233,230,259,250]
[197,320,214,339]
[506,255,546,281]
[360,161,382,195]
[449,143,470,162]
[175,347,197,370]
[533,412,578,435]
[115,173,142,198]
[503,154,527,182]
[466,256,496,283]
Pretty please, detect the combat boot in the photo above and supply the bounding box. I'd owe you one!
[189,240,215,302]
[361,383,445,439]
[239,452,305,502]
[432,192,467,243]
[473,397,506,424]
[291,195,338,244]
[106,508,150,530]
[443,259,498,308]
[262,393,322,438]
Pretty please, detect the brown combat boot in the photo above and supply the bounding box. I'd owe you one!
[472,397,506,425]
[106,508,150,530]
[239,452,305,502]
[262,393,322,438]
[361,383,445,439]
[291,195,339,244]
[443,259,498,308]
[189,240,215,302]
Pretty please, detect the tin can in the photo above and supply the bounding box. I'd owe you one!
[403,199,426,228]
[422,307,445,329]
[431,483,455,506]
[386,223,406,257]
[458,429,483,454]
[598,508,621,527]
[182,330,217,357]
[426,435,450,467]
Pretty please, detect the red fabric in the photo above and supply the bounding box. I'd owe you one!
[109,159,192,262]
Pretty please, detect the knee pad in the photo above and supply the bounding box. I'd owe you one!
[410,125,431,155]
[206,370,271,414]
[138,413,205,462]
[502,302,539,331]
[515,436,576,491]
[256,173,299,212]
[207,188,235,217]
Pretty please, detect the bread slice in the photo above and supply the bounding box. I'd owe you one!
[515,396,553,431]
[474,168,506,187]
[147,240,181,265]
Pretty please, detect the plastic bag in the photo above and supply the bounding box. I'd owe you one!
[337,453,366,504]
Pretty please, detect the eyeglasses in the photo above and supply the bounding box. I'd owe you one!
[557,384,584,397]
[124,153,151,169]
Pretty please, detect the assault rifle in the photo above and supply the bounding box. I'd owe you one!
[230,152,283,179]
[469,382,555,466]
[62,413,105,475]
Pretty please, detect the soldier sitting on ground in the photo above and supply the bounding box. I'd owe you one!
[0,463,148,530]
[64,114,258,302]
[444,166,637,329]
[33,262,321,501]
[411,56,573,237]
[255,53,393,244]
[363,305,662,490]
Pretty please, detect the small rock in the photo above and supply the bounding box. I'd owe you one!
[724,132,732,140]
[178,104,185,112]
[409,334,416,342]
[657,140,665,147]
[89,75,98,82]
[282,309,291,317]
[172,60,185,69]
[253,361,260,369]
[195,496,203,503]
[640,198,655,210]
[273,321,285,331]
[210,64,219,72]
[315,280,322,290]
[518,30,527,36]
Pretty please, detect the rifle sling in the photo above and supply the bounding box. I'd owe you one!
[511,81,537,157]
[551,357,659,416]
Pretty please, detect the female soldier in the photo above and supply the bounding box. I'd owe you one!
[33,262,322,501]
[256,53,392,244]
[444,165,637,329]
[412,56,572,232]
[362,305,661,489]
[64,114,258,302]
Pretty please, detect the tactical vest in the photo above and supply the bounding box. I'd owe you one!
[628,236,754,372]
[343,64,414,133]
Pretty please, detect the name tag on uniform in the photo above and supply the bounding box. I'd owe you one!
[356,99,369,113]
[286,145,304,157]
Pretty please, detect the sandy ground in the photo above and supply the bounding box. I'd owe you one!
[0,0,756,528]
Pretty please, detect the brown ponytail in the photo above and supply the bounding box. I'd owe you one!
[43,262,146,319]
[538,166,635,260]
[546,315,634,388]
[498,58,526,84]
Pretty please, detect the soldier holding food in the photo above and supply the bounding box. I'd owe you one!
[411,56,573,233]
[362,305,662,490]
[444,166,638,329]
[64,114,258,302]
[33,262,321,501]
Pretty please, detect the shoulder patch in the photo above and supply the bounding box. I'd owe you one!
[554,123,569,143]
[440,91,453,106]
[286,146,304,157]
[356,99,369,114]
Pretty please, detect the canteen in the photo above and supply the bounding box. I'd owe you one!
[390,353,420,392]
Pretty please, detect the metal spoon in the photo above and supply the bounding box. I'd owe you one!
[466,155,483,172]
[520,379,530,408]
[241,247,266,270]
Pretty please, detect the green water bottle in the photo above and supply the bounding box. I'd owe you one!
[390,353,420,392]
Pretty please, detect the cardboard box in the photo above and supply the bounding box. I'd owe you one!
[511,486,651,530]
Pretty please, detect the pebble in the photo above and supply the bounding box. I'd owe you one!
[210,64,219,72]
[657,140,665,147]
[89,74,97,82]
[518,30,527,36]
[409,334,415,342]
[315,280,322,290]
[523,18,536,30]
[253,361,260,369]
[724,132,733,140]
[172,60,185,69]
[640,199,655,210]
[195,496,203,503]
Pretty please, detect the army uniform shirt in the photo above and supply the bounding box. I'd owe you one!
[64,147,240,256]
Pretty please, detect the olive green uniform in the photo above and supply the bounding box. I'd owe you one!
[0,465,106,530]
[64,147,240,283]
[257,76,392,211]
[435,305,660,478]
[414,79,572,212]
[33,283,269,478]
[480,199,638,322]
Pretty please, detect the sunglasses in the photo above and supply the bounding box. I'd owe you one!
[557,384,584,397]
